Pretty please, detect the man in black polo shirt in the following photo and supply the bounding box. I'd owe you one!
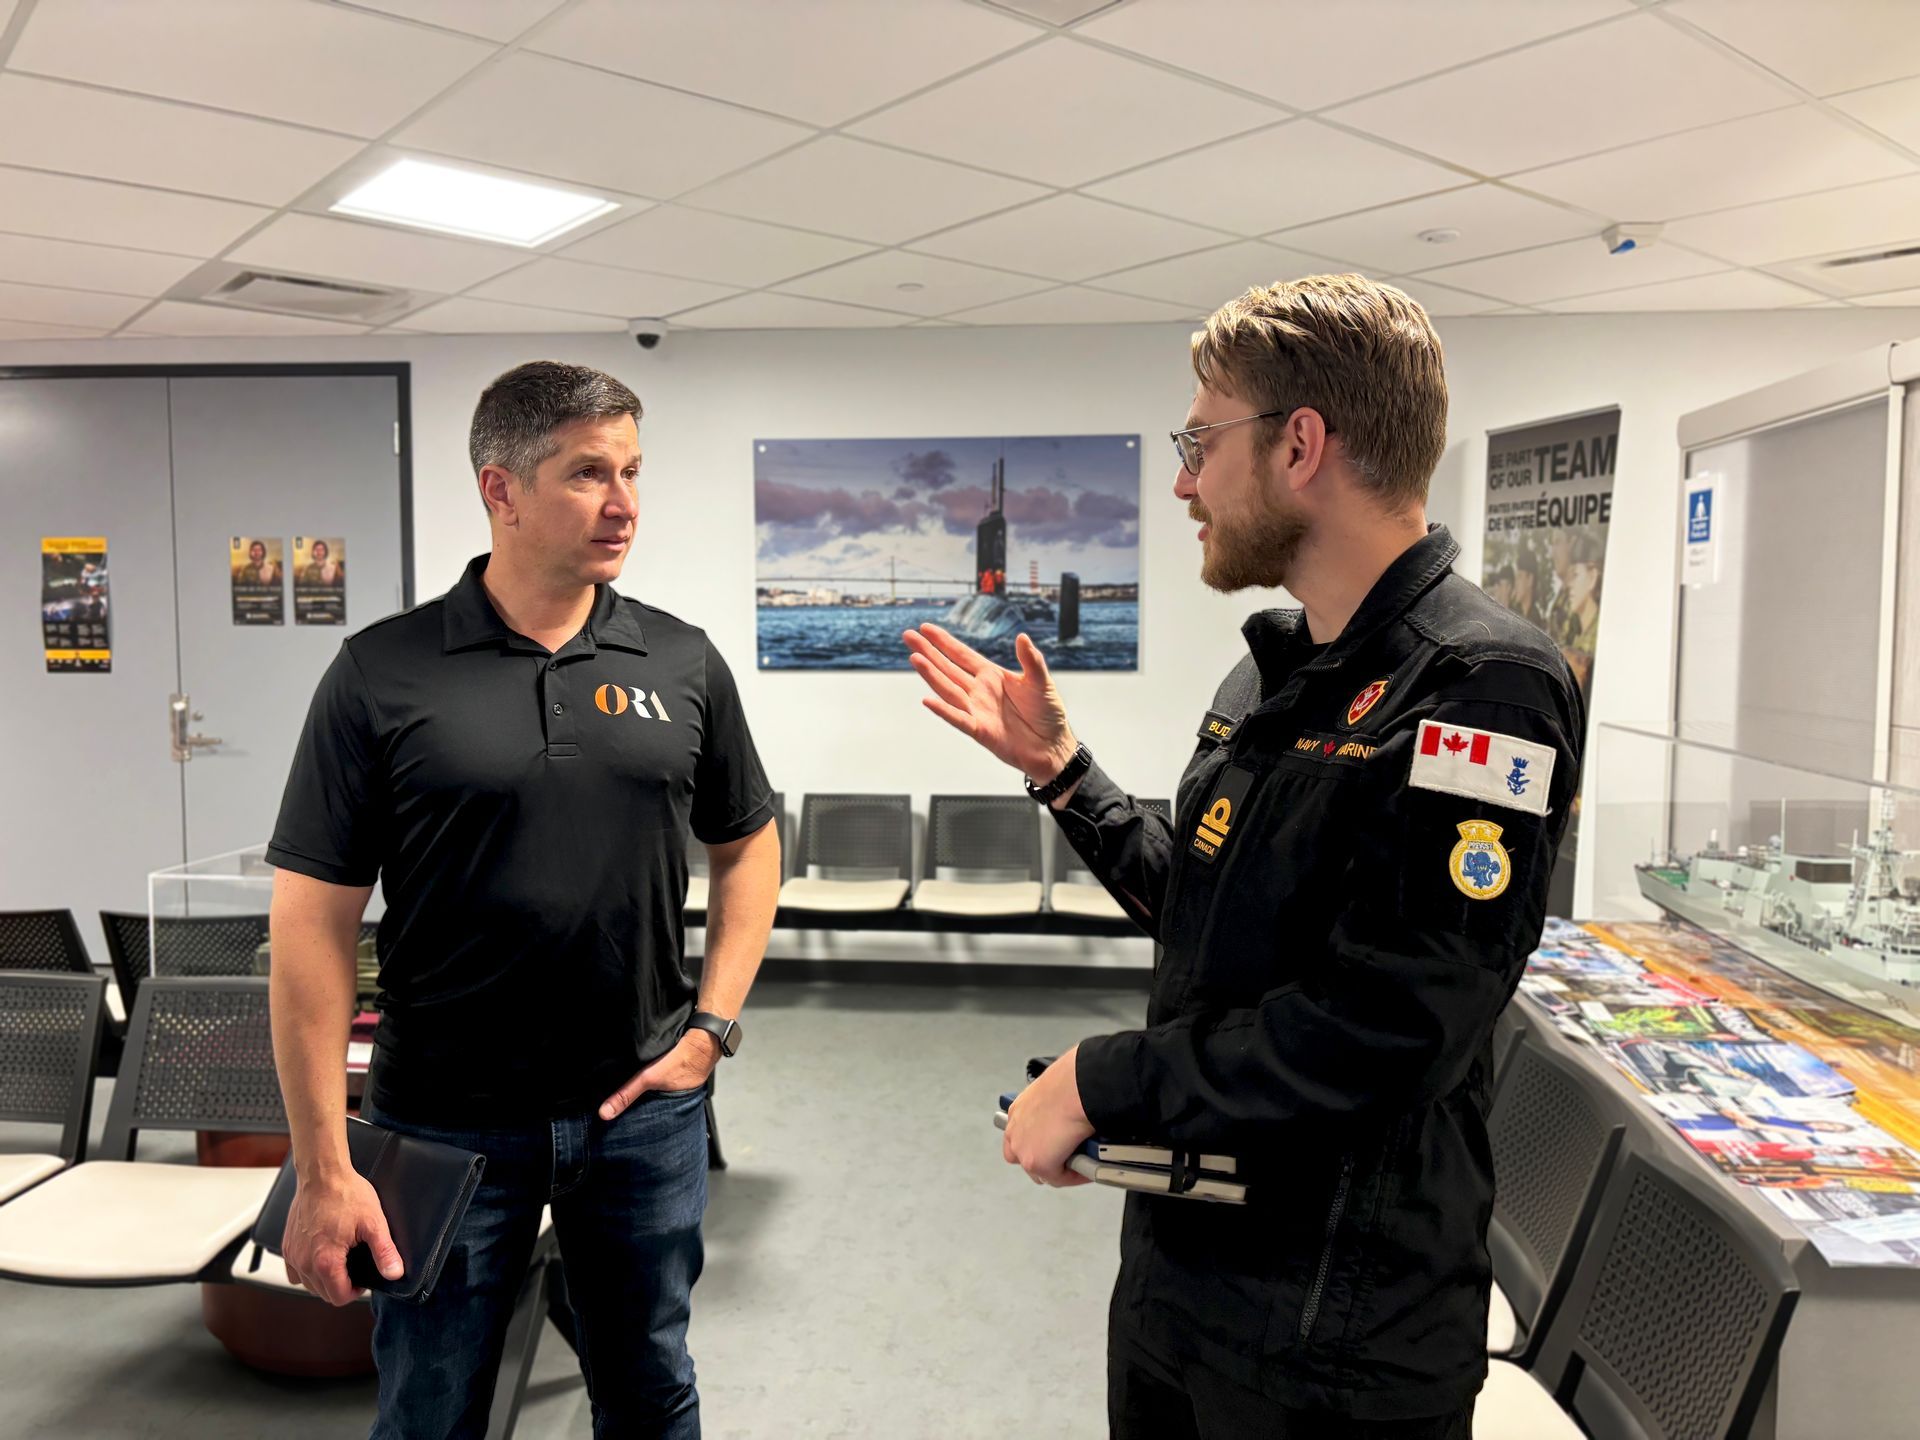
[267,361,778,1439]
[905,276,1582,1436]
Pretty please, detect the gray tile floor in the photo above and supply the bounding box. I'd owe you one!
[0,980,1145,1439]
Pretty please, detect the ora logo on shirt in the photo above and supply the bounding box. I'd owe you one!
[594,683,672,721]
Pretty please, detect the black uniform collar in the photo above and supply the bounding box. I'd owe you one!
[442,553,649,656]
[1241,524,1459,696]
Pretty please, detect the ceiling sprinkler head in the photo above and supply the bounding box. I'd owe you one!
[1417,228,1461,246]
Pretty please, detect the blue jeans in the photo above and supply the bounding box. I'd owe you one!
[360,1085,709,1440]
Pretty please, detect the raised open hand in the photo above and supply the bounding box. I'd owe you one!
[901,623,1077,784]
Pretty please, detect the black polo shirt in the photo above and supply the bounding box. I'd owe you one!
[267,554,773,1123]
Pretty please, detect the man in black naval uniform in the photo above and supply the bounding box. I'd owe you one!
[904,275,1582,1438]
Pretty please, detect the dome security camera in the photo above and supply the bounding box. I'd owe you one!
[628,319,668,350]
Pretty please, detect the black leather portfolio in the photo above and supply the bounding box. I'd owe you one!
[252,1117,486,1304]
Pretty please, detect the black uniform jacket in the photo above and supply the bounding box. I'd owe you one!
[1056,525,1584,1419]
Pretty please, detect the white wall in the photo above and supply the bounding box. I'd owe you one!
[8,306,1920,921]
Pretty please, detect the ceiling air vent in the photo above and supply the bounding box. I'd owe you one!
[201,269,417,325]
[1818,243,1920,271]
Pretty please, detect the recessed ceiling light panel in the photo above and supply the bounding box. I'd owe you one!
[331,158,618,247]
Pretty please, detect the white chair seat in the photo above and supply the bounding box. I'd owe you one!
[0,1161,278,1282]
[685,875,709,912]
[1049,882,1127,920]
[778,877,909,913]
[104,985,126,1025]
[0,1154,66,1205]
[1474,1360,1581,1440]
[236,1206,556,1297]
[1487,1281,1518,1355]
[912,880,1043,917]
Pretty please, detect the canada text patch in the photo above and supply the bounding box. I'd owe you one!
[1190,764,1256,864]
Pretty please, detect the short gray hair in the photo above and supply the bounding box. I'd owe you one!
[468,360,642,485]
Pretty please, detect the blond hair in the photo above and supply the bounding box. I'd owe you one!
[1191,274,1447,509]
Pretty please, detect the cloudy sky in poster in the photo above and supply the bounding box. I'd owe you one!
[755,435,1140,595]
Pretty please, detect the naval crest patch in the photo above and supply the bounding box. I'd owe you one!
[1449,820,1511,901]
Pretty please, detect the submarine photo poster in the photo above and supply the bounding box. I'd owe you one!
[754,434,1141,671]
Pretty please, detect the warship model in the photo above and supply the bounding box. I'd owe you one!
[1637,792,1920,987]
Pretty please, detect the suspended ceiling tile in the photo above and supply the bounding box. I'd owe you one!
[530,0,1037,126]
[560,206,873,289]
[1833,75,1920,154]
[394,52,811,201]
[469,258,737,317]
[1379,276,1512,317]
[0,233,204,297]
[0,280,146,329]
[847,38,1279,187]
[339,0,567,43]
[947,286,1198,325]
[390,296,627,332]
[911,194,1228,283]
[680,138,1047,245]
[228,213,526,292]
[1078,0,1631,111]
[670,292,916,329]
[0,75,366,208]
[1510,105,1914,222]
[1413,236,1725,305]
[1667,0,1920,98]
[1536,269,1826,311]
[1092,240,1341,308]
[1273,184,1596,275]
[9,0,493,138]
[1328,12,1794,176]
[1087,120,1471,239]
[1662,173,1920,265]
[0,166,270,256]
[122,301,371,336]
[775,250,1050,317]
[1851,287,1920,307]
[0,317,106,341]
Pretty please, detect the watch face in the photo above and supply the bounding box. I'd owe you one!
[719,1020,741,1056]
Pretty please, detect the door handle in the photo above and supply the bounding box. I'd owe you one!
[169,693,223,762]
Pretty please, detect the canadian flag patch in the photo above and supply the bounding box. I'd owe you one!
[1409,722,1555,817]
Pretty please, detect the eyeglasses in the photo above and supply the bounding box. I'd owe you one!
[1169,409,1291,477]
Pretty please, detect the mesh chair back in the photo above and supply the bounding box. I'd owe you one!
[1050,798,1170,882]
[149,914,271,978]
[0,910,93,974]
[925,796,1041,880]
[99,910,151,1013]
[98,977,286,1160]
[796,794,911,878]
[0,972,104,1162]
[1549,1150,1799,1440]
[1487,1035,1626,1363]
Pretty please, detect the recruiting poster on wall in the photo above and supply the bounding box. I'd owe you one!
[40,536,111,673]
[1481,407,1619,705]
[292,535,347,626]
[230,536,285,625]
[753,435,1141,671]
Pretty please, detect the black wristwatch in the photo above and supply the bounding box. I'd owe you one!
[686,1010,741,1058]
[1025,743,1092,805]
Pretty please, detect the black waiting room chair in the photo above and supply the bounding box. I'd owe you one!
[0,907,125,1068]
[912,795,1044,918]
[777,793,914,913]
[1484,1033,1627,1362]
[0,976,286,1287]
[0,972,107,1206]
[1475,1148,1800,1439]
[686,791,785,914]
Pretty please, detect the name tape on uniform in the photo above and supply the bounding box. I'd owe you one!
[1409,722,1554,816]
[1197,709,1238,745]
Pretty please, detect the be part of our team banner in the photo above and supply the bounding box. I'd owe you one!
[41,537,111,674]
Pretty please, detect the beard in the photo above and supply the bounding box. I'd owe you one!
[1191,495,1310,593]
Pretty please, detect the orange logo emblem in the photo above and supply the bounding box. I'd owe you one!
[1346,679,1389,727]
[594,683,629,715]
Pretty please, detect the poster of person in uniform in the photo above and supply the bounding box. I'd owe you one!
[1482,407,1618,705]
[230,536,286,625]
[292,535,346,626]
[41,537,111,673]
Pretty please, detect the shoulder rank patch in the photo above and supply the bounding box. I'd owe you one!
[1409,722,1555,816]
[1345,678,1390,727]
[1190,764,1255,864]
[1449,820,1511,901]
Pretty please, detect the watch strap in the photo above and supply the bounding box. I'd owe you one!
[1025,743,1092,805]
[687,1010,740,1058]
